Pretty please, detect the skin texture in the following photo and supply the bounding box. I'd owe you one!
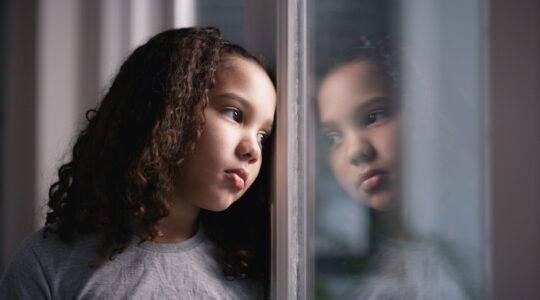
[318,61,400,212]
[157,55,276,242]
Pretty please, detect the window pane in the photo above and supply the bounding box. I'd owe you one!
[197,0,245,45]
[311,1,486,299]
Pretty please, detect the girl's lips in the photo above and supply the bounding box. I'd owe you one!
[360,173,384,191]
[358,170,387,192]
[225,169,248,190]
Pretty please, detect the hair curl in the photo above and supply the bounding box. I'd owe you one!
[327,34,399,94]
[44,27,271,283]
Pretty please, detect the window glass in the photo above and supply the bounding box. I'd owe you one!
[311,1,485,299]
[197,0,245,46]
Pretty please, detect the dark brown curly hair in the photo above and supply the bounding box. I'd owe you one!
[44,27,272,284]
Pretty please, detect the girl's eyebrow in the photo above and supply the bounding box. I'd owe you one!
[356,96,390,110]
[320,121,338,131]
[215,92,274,131]
[215,92,249,104]
[320,97,390,129]
[354,96,390,115]
[214,92,254,113]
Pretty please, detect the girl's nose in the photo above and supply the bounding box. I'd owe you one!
[349,139,376,166]
[236,136,260,164]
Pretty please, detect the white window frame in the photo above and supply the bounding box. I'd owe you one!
[271,0,312,299]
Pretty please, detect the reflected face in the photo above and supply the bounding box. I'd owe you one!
[174,56,276,212]
[318,61,399,211]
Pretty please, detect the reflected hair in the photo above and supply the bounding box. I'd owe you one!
[328,34,399,94]
[44,27,271,282]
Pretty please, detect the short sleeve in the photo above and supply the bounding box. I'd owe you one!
[0,239,52,300]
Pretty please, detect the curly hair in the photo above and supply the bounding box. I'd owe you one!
[44,27,271,283]
[326,34,399,94]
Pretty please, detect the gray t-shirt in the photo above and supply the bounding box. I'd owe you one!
[349,237,470,300]
[0,227,263,299]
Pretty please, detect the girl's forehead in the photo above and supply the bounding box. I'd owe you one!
[322,62,375,87]
[319,63,384,102]
[218,54,267,77]
[318,62,390,122]
[214,58,265,83]
[219,54,251,68]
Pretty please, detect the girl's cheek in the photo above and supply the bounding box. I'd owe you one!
[328,151,340,174]
[329,151,348,180]
[253,161,262,177]
[375,120,400,162]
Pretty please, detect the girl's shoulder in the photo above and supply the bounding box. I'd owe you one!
[20,227,100,264]
[0,228,101,299]
[7,228,101,278]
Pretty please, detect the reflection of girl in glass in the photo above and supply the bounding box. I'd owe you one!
[317,36,470,299]
[0,27,275,299]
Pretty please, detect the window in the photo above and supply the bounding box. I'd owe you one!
[311,0,486,298]
[2,0,539,298]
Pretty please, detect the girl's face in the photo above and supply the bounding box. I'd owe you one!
[318,61,400,211]
[174,56,276,212]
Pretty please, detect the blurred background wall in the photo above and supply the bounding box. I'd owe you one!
[2,0,38,272]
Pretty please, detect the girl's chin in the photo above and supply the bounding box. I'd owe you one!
[200,197,237,212]
[358,191,398,212]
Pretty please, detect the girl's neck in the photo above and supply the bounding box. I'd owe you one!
[370,207,415,241]
[153,197,201,243]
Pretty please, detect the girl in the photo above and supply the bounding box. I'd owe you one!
[317,36,470,299]
[0,27,276,299]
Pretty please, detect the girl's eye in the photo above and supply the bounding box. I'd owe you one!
[364,110,389,126]
[256,132,268,145]
[324,132,342,147]
[222,108,243,123]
